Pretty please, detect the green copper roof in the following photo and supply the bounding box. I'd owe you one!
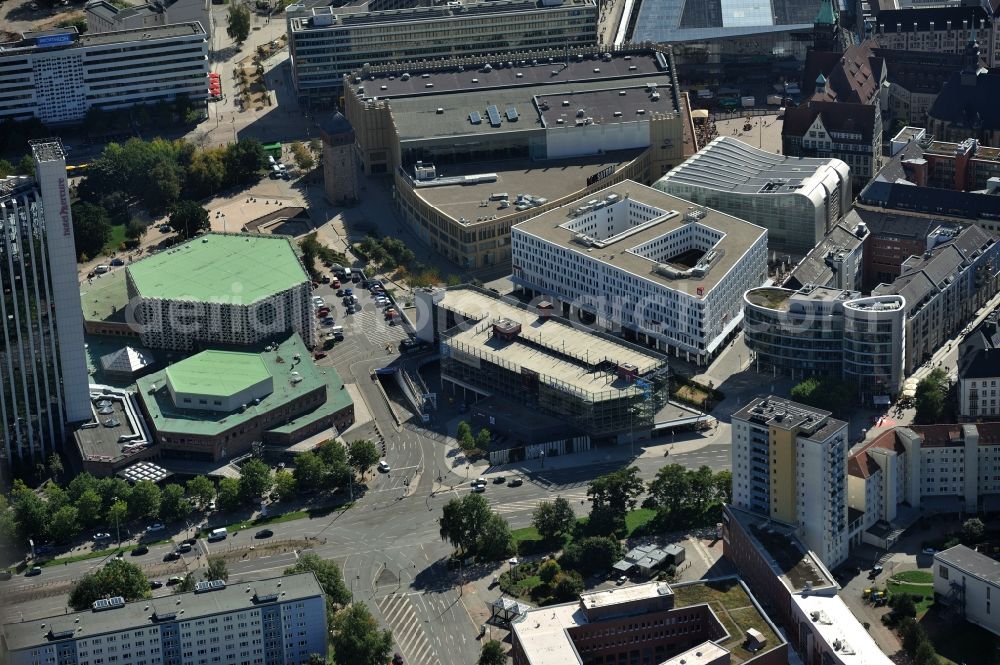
[165,350,271,398]
[127,234,307,304]
[815,0,836,26]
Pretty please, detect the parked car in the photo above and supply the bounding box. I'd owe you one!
[493,476,506,484]
[312,296,326,307]
[378,460,391,473]
[158,224,172,233]
[110,258,125,267]
[322,317,336,326]
[166,576,184,585]
[149,579,164,589]
[321,275,330,284]
[472,483,486,493]
[255,529,274,539]
[131,545,149,556]
[147,523,165,533]
[163,551,180,562]
[314,352,327,360]
[616,575,628,586]
[336,289,344,296]
[93,532,112,541]
[507,476,523,487]
[26,566,42,577]
[177,543,193,553]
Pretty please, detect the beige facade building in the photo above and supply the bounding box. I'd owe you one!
[342,45,691,269]
[320,112,359,205]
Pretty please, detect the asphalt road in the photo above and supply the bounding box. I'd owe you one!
[2,277,733,663]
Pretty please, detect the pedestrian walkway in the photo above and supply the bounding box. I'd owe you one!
[376,594,442,665]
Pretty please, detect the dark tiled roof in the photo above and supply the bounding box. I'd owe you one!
[877,47,965,95]
[852,206,944,240]
[803,41,883,104]
[928,70,1000,131]
[785,213,867,289]
[858,180,1000,220]
[870,141,925,184]
[958,313,1000,379]
[875,5,992,32]
[782,101,878,143]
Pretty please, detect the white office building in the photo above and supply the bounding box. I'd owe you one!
[0,23,209,125]
[731,396,849,569]
[0,574,327,665]
[0,141,90,481]
[653,137,851,256]
[934,545,1000,638]
[511,181,768,365]
[286,0,599,104]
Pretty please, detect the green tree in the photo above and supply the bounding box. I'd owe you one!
[205,555,229,581]
[290,141,314,170]
[140,157,182,213]
[226,3,251,45]
[186,475,216,508]
[128,480,162,521]
[293,451,327,493]
[108,500,128,538]
[97,477,132,510]
[72,201,111,260]
[12,489,49,544]
[532,497,576,544]
[273,470,297,502]
[0,158,15,178]
[439,494,493,555]
[224,138,266,186]
[899,617,927,656]
[125,218,147,243]
[169,200,210,239]
[309,138,322,154]
[475,428,492,450]
[915,368,948,424]
[76,489,104,527]
[713,470,733,505]
[963,517,985,543]
[552,570,585,600]
[68,559,151,610]
[0,495,16,543]
[560,536,622,576]
[914,641,939,665]
[48,505,80,544]
[44,483,70,513]
[647,464,690,517]
[175,572,197,593]
[331,603,393,665]
[477,513,514,560]
[17,154,35,177]
[348,439,380,478]
[185,148,227,199]
[316,440,352,488]
[159,484,191,523]
[67,473,100,502]
[48,454,64,482]
[538,559,561,585]
[478,640,506,665]
[890,593,917,619]
[285,552,351,607]
[456,421,474,450]
[217,477,242,512]
[238,459,273,503]
[587,467,643,536]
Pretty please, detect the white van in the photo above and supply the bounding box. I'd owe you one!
[208,527,227,541]
[343,267,353,279]
[331,325,344,339]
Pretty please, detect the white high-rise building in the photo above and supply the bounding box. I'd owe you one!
[0,23,209,125]
[0,140,90,480]
[731,395,850,569]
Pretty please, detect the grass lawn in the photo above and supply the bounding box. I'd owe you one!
[511,575,542,597]
[673,384,709,404]
[101,223,127,255]
[895,570,932,583]
[512,508,659,555]
[41,539,172,567]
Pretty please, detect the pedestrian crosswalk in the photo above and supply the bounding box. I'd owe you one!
[491,490,589,515]
[376,593,441,665]
[356,309,409,347]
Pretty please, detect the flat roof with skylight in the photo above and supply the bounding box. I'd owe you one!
[126,234,308,304]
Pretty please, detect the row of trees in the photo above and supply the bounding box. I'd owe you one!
[299,233,349,280]
[438,494,514,561]
[356,235,416,272]
[915,367,949,424]
[289,439,380,497]
[456,421,491,454]
[0,469,221,548]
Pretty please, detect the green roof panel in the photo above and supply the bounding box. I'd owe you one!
[127,234,307,304]
[165,350,272,398]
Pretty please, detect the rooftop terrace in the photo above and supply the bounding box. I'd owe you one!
[438,287,663,373]
[126,234,307,304]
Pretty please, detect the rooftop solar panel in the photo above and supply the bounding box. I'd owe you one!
[486,105,501,127]
[469,111,482,125]
[506,105,518,121]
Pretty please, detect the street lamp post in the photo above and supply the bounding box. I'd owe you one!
[112,497,121,549]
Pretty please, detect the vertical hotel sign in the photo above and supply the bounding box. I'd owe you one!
[58,177,71,237]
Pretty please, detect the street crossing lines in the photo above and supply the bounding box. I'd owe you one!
[491,490,589,515]
[377,593,441,665]
[356,309,409,346]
